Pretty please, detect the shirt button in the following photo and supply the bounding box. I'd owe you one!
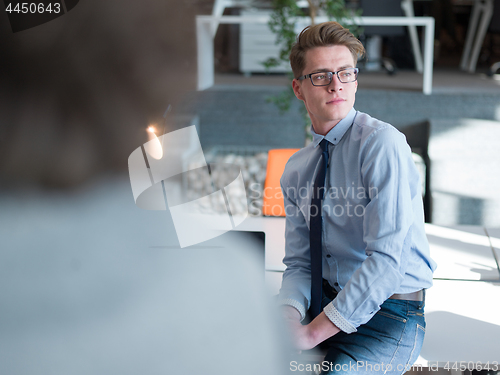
[334,282,339,287]
[326,254,331,258]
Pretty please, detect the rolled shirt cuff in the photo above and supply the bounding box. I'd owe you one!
[278,298,307,322]
[323,302,357,334]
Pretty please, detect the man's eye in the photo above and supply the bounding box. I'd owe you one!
[340,71,352,77]
[314,74,327,80]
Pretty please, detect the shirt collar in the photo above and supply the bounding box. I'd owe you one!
[311,108,357,147]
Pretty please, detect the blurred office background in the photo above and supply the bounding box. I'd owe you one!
[2,0,500,225]
[1,0,500,373]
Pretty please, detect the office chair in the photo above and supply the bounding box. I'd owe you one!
[400,120,432,223]
[358,0,407,74]
[487,0,500,76]
[262,149,300,217]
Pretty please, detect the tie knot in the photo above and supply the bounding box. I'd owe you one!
[320,139,329,153]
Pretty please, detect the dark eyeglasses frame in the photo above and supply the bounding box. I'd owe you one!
[297,68,359,86]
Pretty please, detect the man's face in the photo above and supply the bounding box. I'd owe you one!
[292,45,357,135]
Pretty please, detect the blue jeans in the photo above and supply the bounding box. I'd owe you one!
[319,295,426,375]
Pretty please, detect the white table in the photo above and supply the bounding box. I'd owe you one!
[237,216,286,272]
[425,224,500,281]
[237,216,286,295]
[197,15,435,95]
[211,0,424,74]
[485,227,500,274]
[238,217,500,292]
[415,279,500,367]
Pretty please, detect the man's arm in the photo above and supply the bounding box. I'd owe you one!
[324,126,421,331]
[282,306,340,351]
[278,173,314,322]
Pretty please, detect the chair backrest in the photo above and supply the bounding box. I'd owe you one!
[262,148,300,217]
[488,0,500,33]
[359,0,405,36]
[399,120,432,223]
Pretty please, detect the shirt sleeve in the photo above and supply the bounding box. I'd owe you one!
[325,127,420,331]
[277,171,313,322]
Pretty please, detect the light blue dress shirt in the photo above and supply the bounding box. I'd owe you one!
[278,108,437,333]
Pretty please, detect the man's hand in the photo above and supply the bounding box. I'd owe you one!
[281,306,314,351]
[281,306,341,351]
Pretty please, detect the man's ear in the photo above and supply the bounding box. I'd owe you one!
[292,79,304,101]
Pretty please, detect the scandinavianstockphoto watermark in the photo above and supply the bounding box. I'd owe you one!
[129,125,249,248]
[290,360,500,373]
[290,360,425,373]
[249,183,379,218]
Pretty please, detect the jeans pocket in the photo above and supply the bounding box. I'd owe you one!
[376,310,408,324]
[376,300,409,324]
[407,323,426,367]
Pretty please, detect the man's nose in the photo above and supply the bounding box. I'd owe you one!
[327,74,343,91]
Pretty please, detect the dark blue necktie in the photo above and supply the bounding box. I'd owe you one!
[309,139,329,319]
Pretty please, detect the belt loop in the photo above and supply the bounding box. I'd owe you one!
[418,289,426,310]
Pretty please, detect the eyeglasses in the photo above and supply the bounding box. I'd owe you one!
[297,68,359,86]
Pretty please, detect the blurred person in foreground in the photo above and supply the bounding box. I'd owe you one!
[278,22,436,374]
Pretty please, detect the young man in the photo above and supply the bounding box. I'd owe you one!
[278,22,436,374]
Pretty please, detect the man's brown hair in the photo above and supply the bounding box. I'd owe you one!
[289,21,365,78]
